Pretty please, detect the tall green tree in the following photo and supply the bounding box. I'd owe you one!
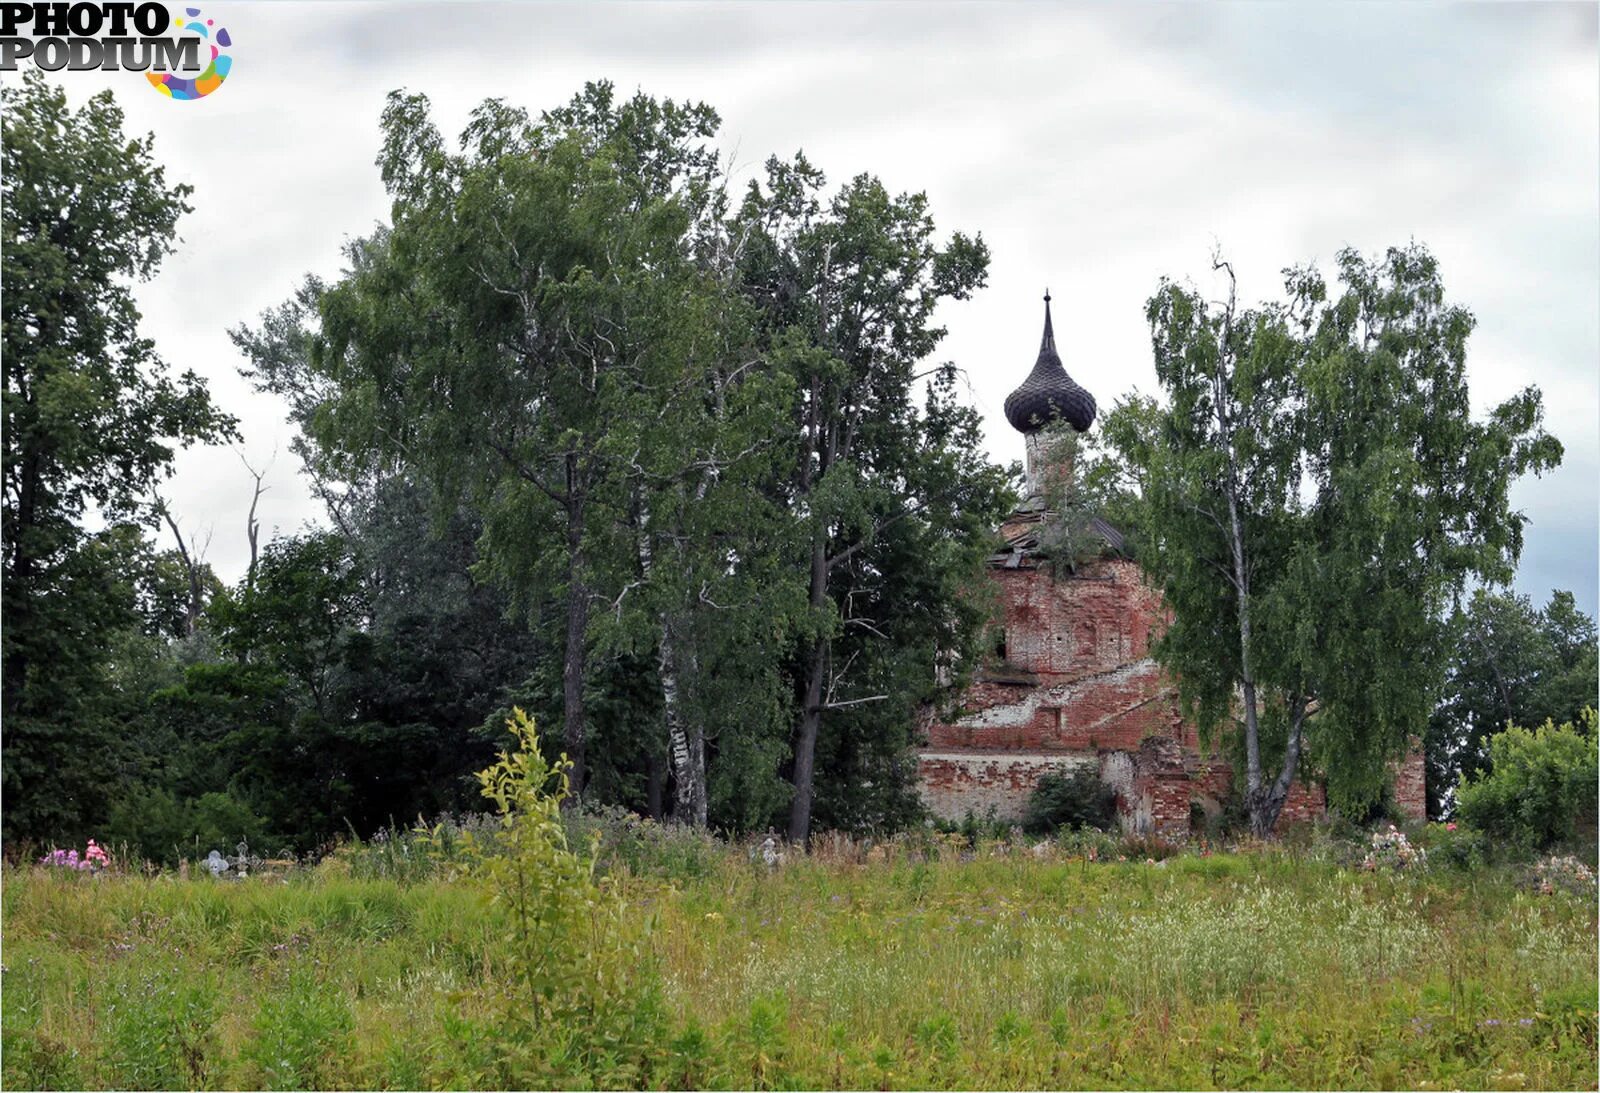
[239,83,774,803]
[2,73,236,842]
[733,155,1013,840]
[1102,246,1562,835]
[1427,588,1597,816]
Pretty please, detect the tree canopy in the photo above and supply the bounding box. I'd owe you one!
[230,81,1011,842]
[2,72,236,842]
[1101,245,1563,833]
[1427,588,1597,816]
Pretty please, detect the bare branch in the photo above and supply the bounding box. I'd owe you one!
[822,695,888,710]
[237,448,274,592]
[153,492,203,636]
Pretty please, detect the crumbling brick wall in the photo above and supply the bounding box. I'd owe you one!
[1391,742,1427,821]
[917,548,1422,836]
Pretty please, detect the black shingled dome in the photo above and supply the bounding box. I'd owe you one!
[1003,293,1096,434]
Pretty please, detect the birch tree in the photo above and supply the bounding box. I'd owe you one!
[1103,245,1562,834]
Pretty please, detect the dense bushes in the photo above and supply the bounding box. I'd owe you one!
[1021,767,1117,835]
[1456,709,1597,850]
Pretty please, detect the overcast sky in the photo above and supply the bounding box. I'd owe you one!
[36,1,1600,614]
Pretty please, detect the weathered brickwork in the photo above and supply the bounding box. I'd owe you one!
[1391,742,1428,822]
[918,752,1095,822]
[916,530,1424,836]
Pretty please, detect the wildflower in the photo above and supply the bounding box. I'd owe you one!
[1518,1018,1534,1027]
[1445,823,1457,832]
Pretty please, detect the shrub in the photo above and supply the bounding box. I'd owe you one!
[1022,768,1116,835]
[929,806,1013,846]
[104,786,267,868]
[1417,821,1491,869]
[330,811,496,883]
[467,708,664,1085]
[1455,709,1597,850]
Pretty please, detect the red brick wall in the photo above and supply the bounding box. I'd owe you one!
[917,548,1420,835]
[1391,743,1427,822]
[923,664,1183,752]
[988,559,1163,678]
[918,752,1095,822]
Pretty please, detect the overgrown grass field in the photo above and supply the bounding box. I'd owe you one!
[4,838,1596,1090]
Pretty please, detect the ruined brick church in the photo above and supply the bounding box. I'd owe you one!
[917,295,1426,837]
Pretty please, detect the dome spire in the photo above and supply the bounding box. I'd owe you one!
[1003,290,1095,434]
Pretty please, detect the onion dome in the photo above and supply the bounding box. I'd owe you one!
[1003,292,1096,434]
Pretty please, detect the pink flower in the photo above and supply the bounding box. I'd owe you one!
[1445,823,1457,832]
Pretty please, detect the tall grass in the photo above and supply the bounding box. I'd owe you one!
[3,848,1595,1089]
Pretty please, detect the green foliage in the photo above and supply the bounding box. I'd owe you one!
[1103,244,1562,832]
[242,969,353,1090]
[233,83,1013,844]
[1021,768,1117,835]
[1455,710,1598,850]
[326,812,497,883]
[2,72,236,845]
[100,484,522,862]
[734,156,1015,839]
[4,842,1598,1089]
[212,532,365,715]
[1417,822,1493,870]
[561,803,723,883]
[468,709,664,1083]
[105,787,266,867]
[1032,425,1128,576]
[103,968,219,1090]
[1427,588,1598,818]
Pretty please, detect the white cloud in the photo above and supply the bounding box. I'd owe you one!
[35,0,1596,612]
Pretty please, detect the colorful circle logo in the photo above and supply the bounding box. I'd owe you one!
[147,7,232,100]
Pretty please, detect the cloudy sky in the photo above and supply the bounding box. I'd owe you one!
[38,1,1600,613]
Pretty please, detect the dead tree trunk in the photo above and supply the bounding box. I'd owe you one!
[239,452,268,595]
[155,496,205,637]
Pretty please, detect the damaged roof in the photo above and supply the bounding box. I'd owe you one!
[987,514,1127,568]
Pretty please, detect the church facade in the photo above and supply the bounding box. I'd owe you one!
[916,296,1427,837]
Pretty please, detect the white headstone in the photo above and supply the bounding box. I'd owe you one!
[205,850,227,876]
